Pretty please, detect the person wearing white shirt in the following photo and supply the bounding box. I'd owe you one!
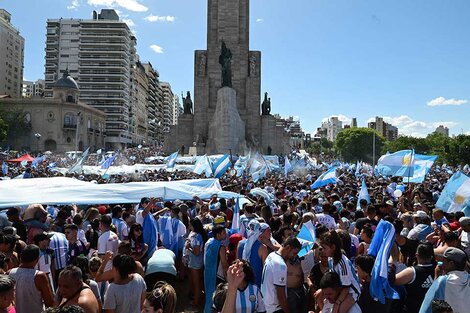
[98,215,119,272]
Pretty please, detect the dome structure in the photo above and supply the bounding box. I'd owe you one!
[53,69,79,90]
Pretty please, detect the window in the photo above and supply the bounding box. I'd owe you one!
[64,113,76,126]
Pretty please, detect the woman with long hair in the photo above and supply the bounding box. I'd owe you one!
[128,223,148,262]
[103,254,147,313]
[317,230,361,313]
[141,281,177,313]
[185,218,207,308]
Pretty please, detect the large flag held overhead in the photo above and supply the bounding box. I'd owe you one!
[436,171,470,215]
[368,220,400,304]
[234,155,249,177]
[165,151,179,171]
[407,154,438,183]
[212,154,231,178]
[297,220,316,257]
[67,147,90,174]
[311,167,337,189]
[284,156,292,177]
[357,179,371,210]
[251,165,267,183]
[377,149,415,177]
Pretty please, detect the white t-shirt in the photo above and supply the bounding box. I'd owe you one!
[316,214,336,230]
[329,254,361,300]
[234,283,266,313]
[322,299,362,313]
[98,230,119,271]
[261,252,287,313]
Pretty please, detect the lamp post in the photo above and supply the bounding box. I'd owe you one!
[75,112,81,152]
[34,133,42,153]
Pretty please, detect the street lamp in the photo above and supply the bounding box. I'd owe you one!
[75,112,81,152]
[34,133,42,152]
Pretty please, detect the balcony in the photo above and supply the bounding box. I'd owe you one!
[63,123,77,129]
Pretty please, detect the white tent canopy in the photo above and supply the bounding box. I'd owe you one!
[0,177,248,208]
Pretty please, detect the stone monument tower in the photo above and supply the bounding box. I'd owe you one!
[165,0,290,155]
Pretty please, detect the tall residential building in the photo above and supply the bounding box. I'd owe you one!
[434,125,449,137]
[321,116,342,142]
[351,117,357,128]
[160,82,177,133]
[143,62,164,145]
[44,9,135,149]
[172,95,182,125]
[129,59,149,145]
[22,79,45,98]
[368,116,399,141]
[0,9,24,98]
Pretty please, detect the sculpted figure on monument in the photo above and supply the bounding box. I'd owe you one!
[198,52,206,76]
[219,40,232,87]
[183,91,193,115]
[261,92,271,115]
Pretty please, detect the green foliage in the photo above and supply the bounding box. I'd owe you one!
[334,128,385,163]
[0,117,7,142]
[385,136,430,154]
[306,138,334,156]
[0,107,32,145]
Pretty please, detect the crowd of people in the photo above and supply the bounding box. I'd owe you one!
[0,149,469,313]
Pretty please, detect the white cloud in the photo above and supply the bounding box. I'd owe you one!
[122,18,135,27]
[144,14,176,23]
[87,0,148,12]
[321,114,351,124]
[427,96,467,106]
[150,44,163,54]
[67,0,80,10]
[256,18,264,23]
[367,115,458,137]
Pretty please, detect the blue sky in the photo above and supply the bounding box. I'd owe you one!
[3,0,470,137]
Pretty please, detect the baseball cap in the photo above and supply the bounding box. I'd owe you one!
[386,200,394,206]
[213,215,225,226]
[2,226,20,239]
[443,247,467,264]
[412,210,428,219]
[459,216,470,227]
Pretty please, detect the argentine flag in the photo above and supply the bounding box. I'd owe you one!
[165,151,179,171]
[357,179,371,210]
[101,155,116,169]
[311,167,337,189]
[251,165,267,183]
[212,154,231,178]
[231,197,240,232]
[68,147,90,174]
[193,155,213,177]
[377,150,415,177]
[407,154,438,183]
[284,156,293,177]
[436,171,470,215]
[234,155,249,177]
[297,221,316,257]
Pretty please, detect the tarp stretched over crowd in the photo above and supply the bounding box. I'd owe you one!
[0,177,248,208]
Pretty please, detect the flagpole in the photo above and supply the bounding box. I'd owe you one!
[407,147,414,187]
[372,131,376,166]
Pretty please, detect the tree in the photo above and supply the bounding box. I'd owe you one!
[0,107,32,147]
[334,128,385,164]
[306,138,335,157]
[385,136,430,154]
[0,116,6,143]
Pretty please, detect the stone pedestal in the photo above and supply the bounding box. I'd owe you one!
[261,115,290,155]
[206,87,247,154]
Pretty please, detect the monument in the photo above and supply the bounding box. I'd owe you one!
[165,0,290,155]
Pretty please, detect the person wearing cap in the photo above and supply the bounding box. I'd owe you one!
[458,216,470,258]
[33,232,55,289]
[408,211,433,241]
[419,247,469,313]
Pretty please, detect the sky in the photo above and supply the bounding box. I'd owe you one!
[3,0,470,137]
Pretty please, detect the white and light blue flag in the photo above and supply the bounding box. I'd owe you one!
[251,165,267,183]
[284,156,292,177]
[436,171,470,214]
[1,163,8,175]
[101,155,117,169]
[20,160,28,168]
[357,179,371,210]
[234,155,249,177]
[377,150,415,177]
[212,154,231,178]
[408,154,438,183]
[231,197,240,232]
[311,167,337,189]
[193,155,213,177]
[297,221,316,257]
[165,151,179,171]
[67,147,90,174]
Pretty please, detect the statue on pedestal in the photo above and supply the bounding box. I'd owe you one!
[183,91,193,115]
[219,41,232,88]
[261,92,271,115]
